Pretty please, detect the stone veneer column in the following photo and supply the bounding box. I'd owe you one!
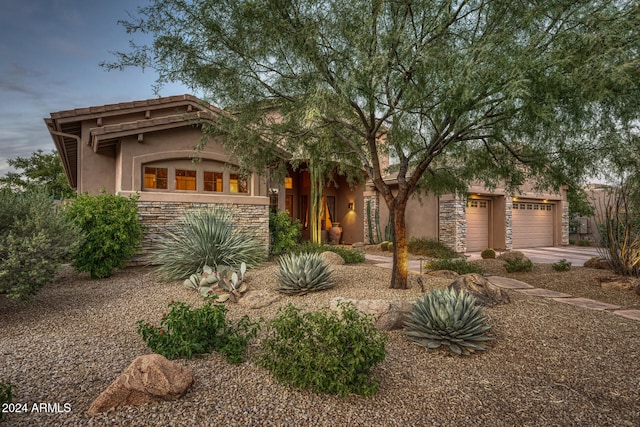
[363,191,379,244]
[132,201,269,266]
[561,201,570,245]
[504,196,513,250]
[438,198,466,253]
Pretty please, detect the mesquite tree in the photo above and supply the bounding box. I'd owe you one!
[104,0,640,289]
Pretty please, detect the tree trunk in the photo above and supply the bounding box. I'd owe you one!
[390,201,409,289]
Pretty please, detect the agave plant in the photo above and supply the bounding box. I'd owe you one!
[155,208,265,281]
[276,252,333,295]
[183,263,249,303]
[404,288,493,356]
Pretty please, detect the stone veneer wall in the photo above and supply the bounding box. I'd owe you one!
[438,199,466,253]
[561,202,570,245]
[131,201,269,266]
[504,197,513,250]
[363,193,380,244]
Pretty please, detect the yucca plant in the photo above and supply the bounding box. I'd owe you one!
[276,252,333,295]
[404,288,493,356]
[155,208,265,281]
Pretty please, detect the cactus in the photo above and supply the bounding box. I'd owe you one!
[384,215,393,242]
[276,252,334,295]
[366,199,375,244]
[374,207,382,244]
[186,263,249,302]
[404,288,493,356]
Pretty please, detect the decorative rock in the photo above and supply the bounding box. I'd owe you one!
[87,354,194,416]
[598,276,636,291]
[584,257,610,270]
[448,274,510,306]
[237,290,282,309]
[330,297,413,330]
[427,270,460,279]
[319,251,345,266]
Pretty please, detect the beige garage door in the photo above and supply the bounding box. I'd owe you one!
[512,202,553,248]
[466,199,490,251]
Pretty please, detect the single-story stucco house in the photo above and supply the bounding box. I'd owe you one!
[45,94,568,262]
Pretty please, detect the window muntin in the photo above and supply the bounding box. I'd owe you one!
[230,173,248,193]
[204,171,223,192]
[144,167,168,189]
[175,169,197,191]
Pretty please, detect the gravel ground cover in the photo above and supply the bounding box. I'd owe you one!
[1,259,640,426]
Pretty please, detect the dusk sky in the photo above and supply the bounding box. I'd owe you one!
[0,0,195,177]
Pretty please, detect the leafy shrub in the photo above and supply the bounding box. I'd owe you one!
[257,303,387,396]
[380,241,390,251]
[276,252,334,295]
[0,190,80,299]
[503,256,533,273]
[552,259,572,272]
[155,208,266,281]
[576,239,592,247]
[407,238,457,259]
[497,251,526,262]
[0,381,12,420]
[292,241,364,264]
[480,248,496,259]
[405,288,493,356]
[137,299,260,363]
[269,211,301,256]
[424,258,484,275]
[65,192,142,279]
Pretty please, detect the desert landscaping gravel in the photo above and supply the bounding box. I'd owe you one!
[1,259,639,426]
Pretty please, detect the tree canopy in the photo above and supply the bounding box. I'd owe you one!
[105,0,640,288]
[0,150,75,199]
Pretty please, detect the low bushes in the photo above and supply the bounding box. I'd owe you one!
[292,242,365,264]
[552,259,572,272]
[65,192,143,279]
[257,303,387,396]
[424,258,484,275]
[0,381,12,420]
[137,299,260,364]
[0,190,80,299]
[407,238,458,259]
[503,256,534,273]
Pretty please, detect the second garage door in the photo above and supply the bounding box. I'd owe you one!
[512,202,553,248]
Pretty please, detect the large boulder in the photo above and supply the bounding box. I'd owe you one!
[87,354,194,416]
[497,251,527,262]
[238,289,282,309]
[330,297,413,330]
[584,256,611,270]
[448,274,511,306]
[319,251,346,266]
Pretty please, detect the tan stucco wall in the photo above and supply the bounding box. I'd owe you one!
[376,191,440,242]
[78,121,116,194]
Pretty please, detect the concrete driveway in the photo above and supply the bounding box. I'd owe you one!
[466,246,601,265]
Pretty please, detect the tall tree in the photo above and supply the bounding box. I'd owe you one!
[0,150,75,199]
[105,0,640,289]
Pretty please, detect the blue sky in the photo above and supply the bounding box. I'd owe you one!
[0,0,195,177]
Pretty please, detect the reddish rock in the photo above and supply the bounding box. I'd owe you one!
[330,297,413,330]
[448,273,510,306]
[87,354,194,416]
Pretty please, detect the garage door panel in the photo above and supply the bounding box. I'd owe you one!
[466,199,490,252]
[512,203,553,249]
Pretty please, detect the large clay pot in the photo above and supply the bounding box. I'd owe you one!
[329,222,343,244]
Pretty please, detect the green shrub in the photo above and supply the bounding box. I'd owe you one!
[480,248,496,259]
[276,252,334,295]
[407,238,457,259]
[503,256,534,273]
[291,242,364,264]
[405,288,493,356]
[0,381,12,420]
[0,190,80,299]
[380,241,390,251]
[269,211,301,256]
[258,303,387,396]
[424,258,484,275]
[155,208,265,281]
[552,259,572,272]
[576,239,592,247]
[137,299,260,363]
[65,192,143,279]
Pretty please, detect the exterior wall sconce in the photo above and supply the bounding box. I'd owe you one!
[348,202,354,210]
